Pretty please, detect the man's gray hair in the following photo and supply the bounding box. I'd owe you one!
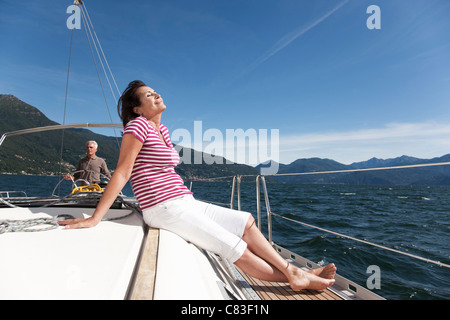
[86,140,98,148]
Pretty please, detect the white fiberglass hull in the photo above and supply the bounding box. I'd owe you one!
[0,207,144,299]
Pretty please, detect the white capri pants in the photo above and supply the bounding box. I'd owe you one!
[142,195,251,263]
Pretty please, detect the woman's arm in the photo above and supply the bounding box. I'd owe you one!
[59,134,143,229]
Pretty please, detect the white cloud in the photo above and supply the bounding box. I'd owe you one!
[171,121,450,167]
[278,121,450,164]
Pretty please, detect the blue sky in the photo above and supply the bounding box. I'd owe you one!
[1,0,450,165]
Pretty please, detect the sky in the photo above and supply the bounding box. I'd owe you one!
[1,0,450,166]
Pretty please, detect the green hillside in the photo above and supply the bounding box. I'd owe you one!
[0,94,259,179]
[0,94,121,175]
[4,94,448,185]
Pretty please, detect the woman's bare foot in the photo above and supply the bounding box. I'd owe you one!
[287,264,335,291]
[306,263,337,279]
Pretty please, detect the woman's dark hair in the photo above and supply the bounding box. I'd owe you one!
[117,80,146,126]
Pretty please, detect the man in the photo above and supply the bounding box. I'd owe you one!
[65,141,111,185]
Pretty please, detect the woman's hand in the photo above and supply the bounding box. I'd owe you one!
[58,217,100,230]
[59,134,143,231]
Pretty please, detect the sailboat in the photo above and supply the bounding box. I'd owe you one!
[0,1,384,300]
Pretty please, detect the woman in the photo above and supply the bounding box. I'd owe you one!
[59,80,336,291]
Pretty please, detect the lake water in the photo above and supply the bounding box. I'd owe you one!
[1,174,449,300]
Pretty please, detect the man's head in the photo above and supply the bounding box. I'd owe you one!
[86,140,98,159]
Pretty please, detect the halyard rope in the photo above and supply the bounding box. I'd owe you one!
[0,217,62,234]
[0,195,140,235]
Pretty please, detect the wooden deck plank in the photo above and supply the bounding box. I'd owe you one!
[127,228,344,300]
[128,227,159,300]
[236,266,343,301]
[326,289,345,300]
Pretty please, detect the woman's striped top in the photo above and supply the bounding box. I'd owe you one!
[123,116,192,210]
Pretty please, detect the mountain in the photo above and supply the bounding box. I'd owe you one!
[350,155,423,169]
[3,94,450,185]
[257,155,450,185]
[0,94,259,179]
[175,146,259,180]
[0,94,121,175]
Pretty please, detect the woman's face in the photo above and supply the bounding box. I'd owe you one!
[134,86,166,119]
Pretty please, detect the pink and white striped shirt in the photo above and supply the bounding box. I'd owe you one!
[123,116,192,210]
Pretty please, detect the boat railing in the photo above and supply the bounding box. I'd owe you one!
[0,122,123,148]
[51,169,113,196]
[0,191,27,198]
[224,162,450,270]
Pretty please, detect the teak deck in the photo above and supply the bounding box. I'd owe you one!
[129,228,343,300]
[236,267,343,300]
[128,227,159,300]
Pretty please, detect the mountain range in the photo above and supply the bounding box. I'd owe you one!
[1,94,450,185]
[0,94,258,180]
[257,154,450,185]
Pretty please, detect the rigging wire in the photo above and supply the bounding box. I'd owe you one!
[184,161,450,181]
[57,0,122,172]
[56,0,449,272]
[268,161,450,177]
[191,161,450,269]
[78,3,120,149]
[271,212,450,269]
[79,4,119,104]
[81,3,121,98]
[62,29,74,128]
[57,27,75,195]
